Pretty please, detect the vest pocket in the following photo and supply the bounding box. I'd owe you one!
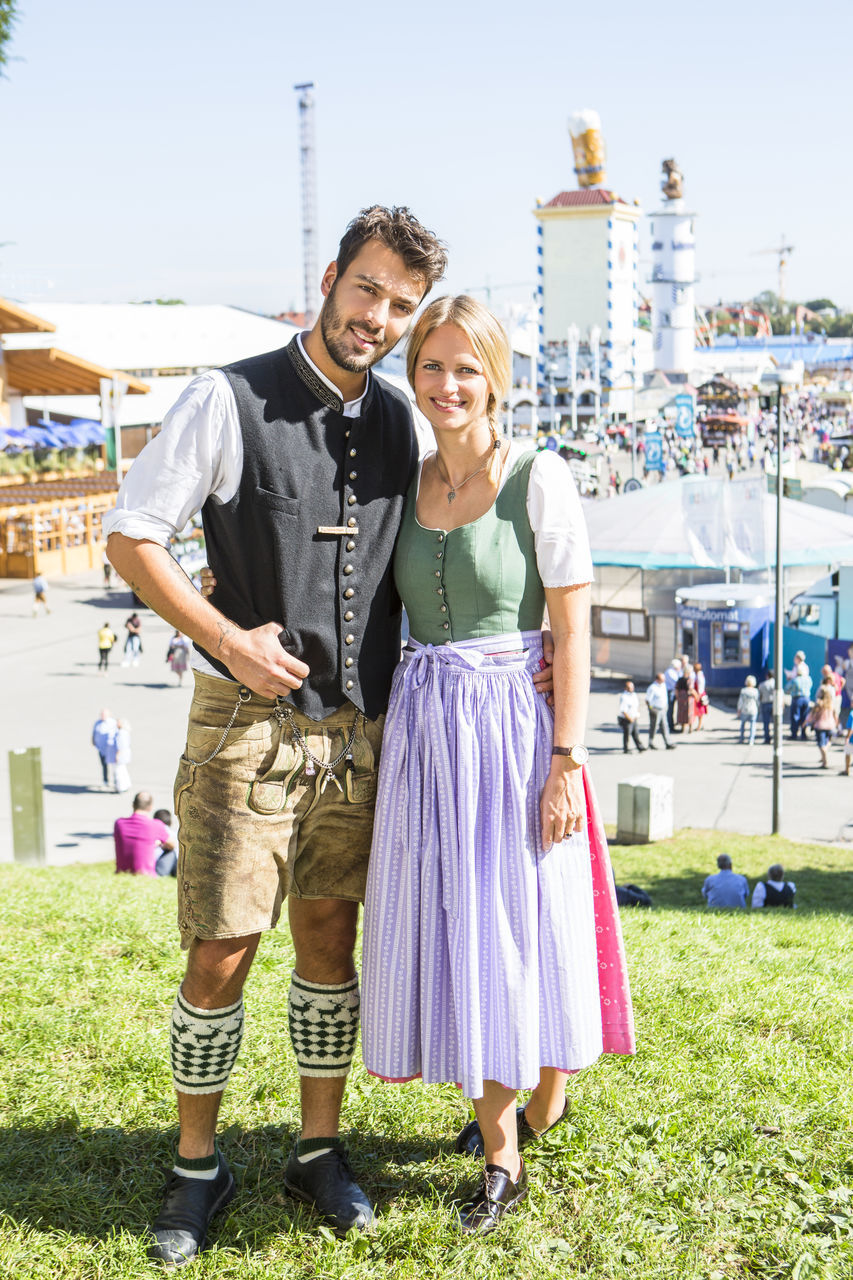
[255,486,299,516]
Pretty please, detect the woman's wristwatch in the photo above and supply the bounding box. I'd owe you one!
[552,744,589,767]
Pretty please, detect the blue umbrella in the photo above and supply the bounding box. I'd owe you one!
[70,417,106,445]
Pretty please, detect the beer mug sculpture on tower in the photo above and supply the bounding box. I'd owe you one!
[569,108,607,189]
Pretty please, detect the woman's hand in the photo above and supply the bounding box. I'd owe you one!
[199,566,216,598]
[532,629,555,706]
[540,763,586,851]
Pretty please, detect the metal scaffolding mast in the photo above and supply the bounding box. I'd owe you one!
[294,82,320,326]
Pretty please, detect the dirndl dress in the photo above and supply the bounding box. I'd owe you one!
[361,630,635,1100]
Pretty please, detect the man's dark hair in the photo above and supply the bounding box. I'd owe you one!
[153,808,172,826]
[335,205,447,292]
[717,853,732,870]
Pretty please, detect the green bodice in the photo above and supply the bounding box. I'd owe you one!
[394,450,545,644]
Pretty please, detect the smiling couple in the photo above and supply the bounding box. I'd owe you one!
[105,205,634,1265]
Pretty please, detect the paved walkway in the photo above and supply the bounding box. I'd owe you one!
[1,568,851,867]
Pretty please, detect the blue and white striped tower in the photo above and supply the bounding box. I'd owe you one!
[650,160,696,375]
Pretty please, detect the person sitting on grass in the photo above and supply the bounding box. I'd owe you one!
[701,854,749,910]
[751,864,796,909]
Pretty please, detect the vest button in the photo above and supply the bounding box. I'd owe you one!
[442,623,449,630]
[434,570,441,578]
[345,657,354,668]
[343,587,354,598]
[344,610,354,621]
[349,447,357,457]
[343,564,354,576]
[349,471,357,480]
[347,517,357,527]
[437,532,444,542]
[437,588,443,595]
[345,634,355,645]
[346,679,354,690]
[435,552,442,559]
[347,495,357,506]
[440,605,447,613]
[346,539,356,551]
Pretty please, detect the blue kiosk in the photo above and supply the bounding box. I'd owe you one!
[675,584,774,694]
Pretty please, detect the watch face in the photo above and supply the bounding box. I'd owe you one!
[570,744,589,766]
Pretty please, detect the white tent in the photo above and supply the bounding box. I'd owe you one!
[585,476,853,570]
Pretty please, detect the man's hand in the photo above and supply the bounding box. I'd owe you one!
[218,621,310,698]
[533,628,555,706]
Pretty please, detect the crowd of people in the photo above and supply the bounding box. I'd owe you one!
[615,655,708,751]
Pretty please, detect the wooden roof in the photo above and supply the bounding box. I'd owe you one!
[3,348,149,397]
[0,299,56,335]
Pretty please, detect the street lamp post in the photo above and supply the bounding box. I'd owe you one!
[761,374,787,834]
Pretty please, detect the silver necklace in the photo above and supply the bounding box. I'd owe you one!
[436,439,501,504]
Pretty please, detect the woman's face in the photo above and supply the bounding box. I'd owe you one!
[413,324,491,437]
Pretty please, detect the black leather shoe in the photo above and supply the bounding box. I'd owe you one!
[457,1160,529,1234]
[284,1144,374,1234]
[455,1096,570,1158]
[148,1156,235,1267]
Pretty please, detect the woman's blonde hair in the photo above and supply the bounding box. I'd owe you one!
[406,295,512,429]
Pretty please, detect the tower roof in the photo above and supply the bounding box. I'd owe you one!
[541,189,622,208]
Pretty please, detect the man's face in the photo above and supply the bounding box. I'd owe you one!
[318,241,425,375]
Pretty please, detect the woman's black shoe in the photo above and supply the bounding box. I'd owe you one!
[457,1160,528,1234]
[454,1096,570,1158]
[148,1156,235,1266]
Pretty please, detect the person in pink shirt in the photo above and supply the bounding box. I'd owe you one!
[114,792,174,876]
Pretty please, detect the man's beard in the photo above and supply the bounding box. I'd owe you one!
[319,283,392,373]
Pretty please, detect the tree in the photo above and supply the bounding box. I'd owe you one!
[804,299,835,313]
[0,1,17,76]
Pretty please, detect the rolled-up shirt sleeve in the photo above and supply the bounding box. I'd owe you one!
[526,450,594,587]
[102,371,241,547]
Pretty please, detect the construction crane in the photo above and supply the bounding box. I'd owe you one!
[294,82,320,325]
[751,236,795,306]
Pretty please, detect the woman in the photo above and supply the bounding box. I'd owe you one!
[675,664,695,732]
[361,297,634,1234]
[167,630,191,685]
[807,682,838,768]
[692,660,708,730]
[736,676,759,745]
[113,717,132,793]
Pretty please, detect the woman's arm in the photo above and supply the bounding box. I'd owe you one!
[539,582,591,850]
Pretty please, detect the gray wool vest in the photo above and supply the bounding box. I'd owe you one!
[195,337,418,720]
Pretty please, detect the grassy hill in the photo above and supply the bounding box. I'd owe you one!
[0,832,850,1279]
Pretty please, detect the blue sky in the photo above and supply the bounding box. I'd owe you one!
[3,0,851,316]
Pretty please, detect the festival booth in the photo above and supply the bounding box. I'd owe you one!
[584,476,853,687]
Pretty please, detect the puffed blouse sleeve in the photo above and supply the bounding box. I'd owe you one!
[525,449,594,587]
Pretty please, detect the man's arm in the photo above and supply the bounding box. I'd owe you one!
[106,534,309,698]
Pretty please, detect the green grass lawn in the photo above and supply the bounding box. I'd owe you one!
[1,832,851,1279]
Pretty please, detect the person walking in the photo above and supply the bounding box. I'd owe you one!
[737,676,760,745]
[617,680,645,754]
[786,662,812,740]
[645,673,675,749]
[97,620,117,673]
[32,572,51,616]
[123,612,143,666]
[691,660,708,730]
[113,718,132,793]
[758,669,774,744]
[806,684,838,768]
[91,708,118,789]
[663,657,681,734]
[105,206,452,1264]
[167,631,191,685]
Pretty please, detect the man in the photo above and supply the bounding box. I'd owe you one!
[751,864,796,909]
[663,657,681,733]
[701,854,749,909]
[644,673,676,750]
[114,791,174,876]
[616,680,645,754]
[105,207,450,1265]
[92,708,117,789]
[787,661,812,740]
[757,669,774,745]
[123,611,143,666]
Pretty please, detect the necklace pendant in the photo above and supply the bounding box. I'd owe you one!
[447,489,456,504]
[303,758,316,778]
